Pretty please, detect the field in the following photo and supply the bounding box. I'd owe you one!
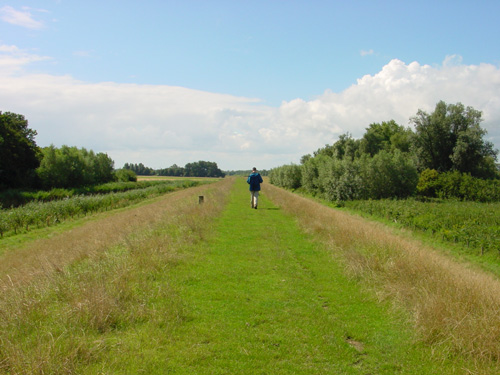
[344,198,500,255]
[1,178,500,374]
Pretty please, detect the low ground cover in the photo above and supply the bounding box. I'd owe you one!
[343,198,499,255]
[0,180,204,238]
[0,180,185,208]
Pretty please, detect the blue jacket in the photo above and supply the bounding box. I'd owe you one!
[247,172,263,191]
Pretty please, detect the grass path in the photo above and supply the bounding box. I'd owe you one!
[2,178,485,373]
[144,179,462,374]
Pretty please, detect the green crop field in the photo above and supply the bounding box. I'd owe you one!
[1,178,499,374]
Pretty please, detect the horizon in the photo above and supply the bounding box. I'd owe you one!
[1,1,499,170]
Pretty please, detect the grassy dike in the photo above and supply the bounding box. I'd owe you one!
[154,179,448,374]
[0,178,494,373]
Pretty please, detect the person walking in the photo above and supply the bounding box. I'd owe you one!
[247,167,263,209]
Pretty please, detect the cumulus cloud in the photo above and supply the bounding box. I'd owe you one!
[0,5,45,29]
[0,47,499,170]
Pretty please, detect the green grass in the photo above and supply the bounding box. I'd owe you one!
[148,181,440,374]
[0,178,487,373]
[77,179,468,373]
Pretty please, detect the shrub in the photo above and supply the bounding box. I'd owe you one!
[115,169,137,182]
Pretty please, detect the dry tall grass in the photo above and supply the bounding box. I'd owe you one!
[0,180,230,290]
[0,178,233,373]
[264,184,500,369]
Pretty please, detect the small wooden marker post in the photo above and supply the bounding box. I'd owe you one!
[199,196,204,204]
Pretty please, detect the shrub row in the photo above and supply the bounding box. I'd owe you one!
[0,180,199,237]
[417,169,500,202]
[345,199,500,254]
[0,180,173,208]
[270,150,419,201]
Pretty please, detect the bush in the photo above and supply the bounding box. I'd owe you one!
[417,170,500,202]
[269,164,302,190]
[115,169,137,182]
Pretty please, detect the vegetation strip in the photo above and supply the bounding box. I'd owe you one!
[264,183,500,373]
[0,181,223,286]
[343,198,500,255]
[1,178,499,373]
[0,180,202,238]
[0,178,232,374]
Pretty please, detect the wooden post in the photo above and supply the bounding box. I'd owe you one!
[199,196,204,204]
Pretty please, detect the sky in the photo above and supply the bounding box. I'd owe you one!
[1,0,500,171]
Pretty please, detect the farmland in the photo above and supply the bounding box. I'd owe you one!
[1,178,500,374]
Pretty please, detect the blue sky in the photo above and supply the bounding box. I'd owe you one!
[1,1,500,170]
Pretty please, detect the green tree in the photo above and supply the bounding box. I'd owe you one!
[331,133,360,160]
[184,161,225,177]
[0,112,41,189]
[363,150,418,199]
[124,163,154,176]
[410,101,497,177]
[37,145,115,188]
[360,120,412,156]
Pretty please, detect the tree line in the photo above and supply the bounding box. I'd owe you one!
[124,160,225,178]
[0,111,224,192]
[269,101,500,202]
[0,112,116,190]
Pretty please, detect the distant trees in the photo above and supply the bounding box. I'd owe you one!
[37,145,115,189]
[123,163,155,176]
[270,101,499,202]
[157,164,184,177]
[1,110,228,193]
[184,161,225,177]
[133,161,225,178]
[0,112,41,189]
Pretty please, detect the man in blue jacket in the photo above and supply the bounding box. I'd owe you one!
[247,167,263,209]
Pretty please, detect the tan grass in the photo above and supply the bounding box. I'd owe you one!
[0,177,233,374]
[264,183,500,366]
[0,179,231,290]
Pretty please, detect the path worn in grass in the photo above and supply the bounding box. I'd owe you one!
[2,178,475,374]
[157,179,462,374]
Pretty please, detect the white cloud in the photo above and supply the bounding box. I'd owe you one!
[0,48,499,170]
[0,44,51,75]
[360,49,374,56]
[443,54,463,67]
[0,5,45,29]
